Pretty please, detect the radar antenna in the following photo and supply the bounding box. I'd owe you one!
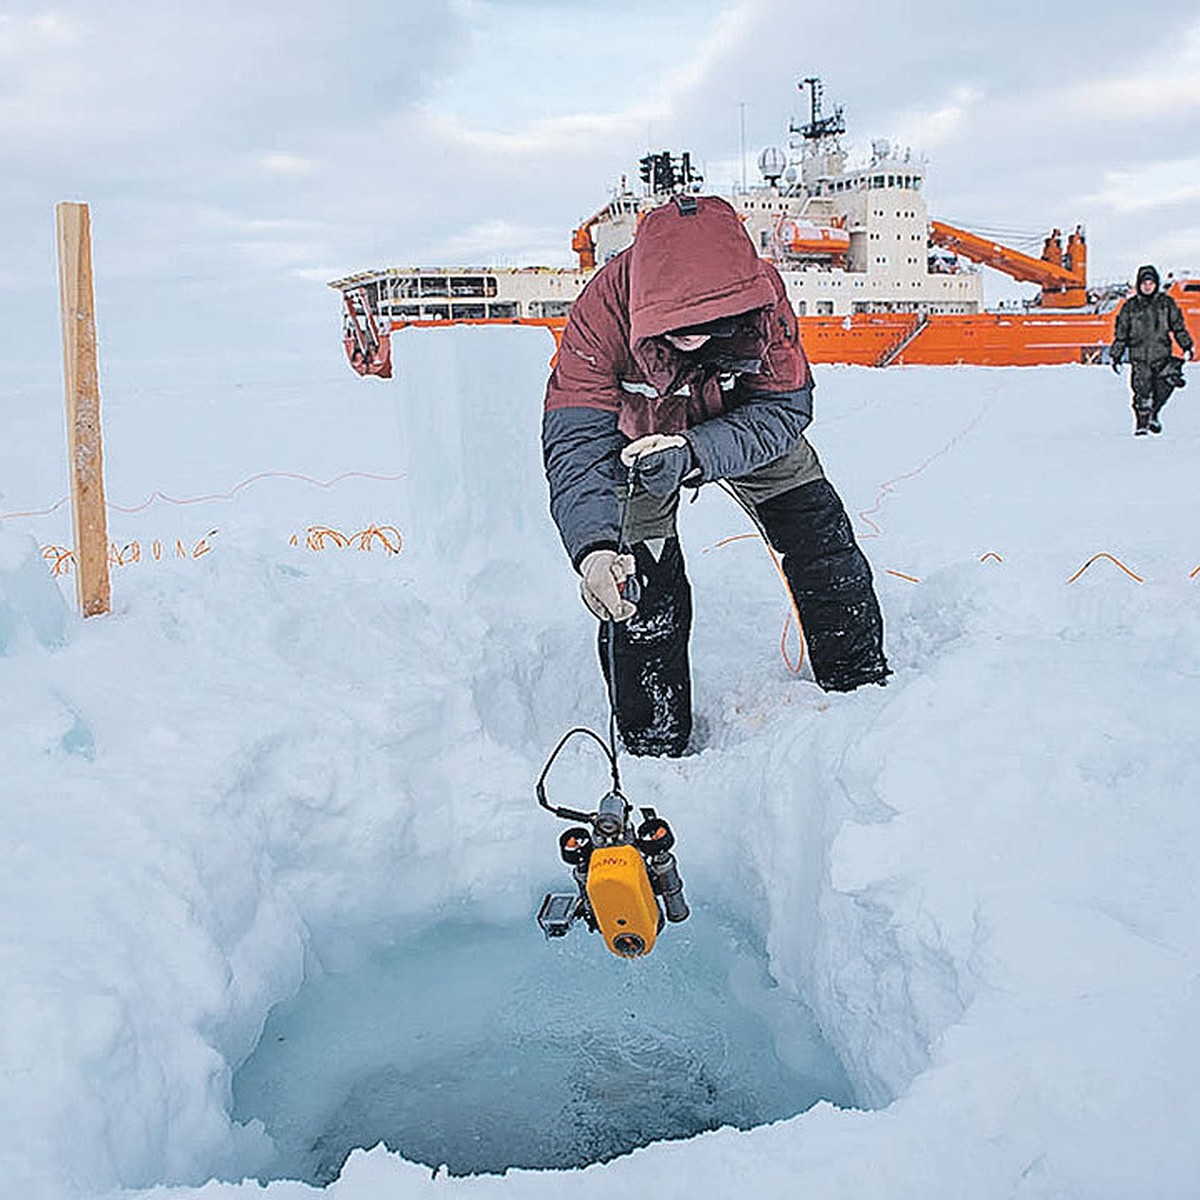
[791,76,845,146]
[637,150,703,196]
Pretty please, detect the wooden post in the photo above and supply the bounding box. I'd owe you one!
[56,201,111,617]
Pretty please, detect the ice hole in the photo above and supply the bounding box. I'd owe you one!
[232,905,855,1183]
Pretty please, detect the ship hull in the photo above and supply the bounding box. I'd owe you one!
[375,283,1199,371]
[800,311,1118,367]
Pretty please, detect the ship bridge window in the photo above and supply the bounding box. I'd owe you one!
[530,300,573,319]
[451,303,486,319]
[488,302,518,319]
[419,277,450,297]
[816,300,834,315]
[422,304,450,319]
[450,276,495,298]
[394,277,420,299]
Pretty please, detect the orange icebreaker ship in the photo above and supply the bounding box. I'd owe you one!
[330,78,1200,374]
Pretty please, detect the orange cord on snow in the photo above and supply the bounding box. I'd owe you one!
[298,526,350,551]
[288,524,404,554]
[980,552,1004,563]
[772,546,807,674]
[42,531,219,577]
[43,522,403,575]
[352,524,403,553]
[2,470,406,524]
[885,569,921,583]
[702,524,806,674]
[1066,553,1144,585]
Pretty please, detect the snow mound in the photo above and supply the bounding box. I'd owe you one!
[1,332,1199,1199]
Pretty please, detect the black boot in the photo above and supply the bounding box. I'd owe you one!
[1148,407,1163,434]
[1134,406,1151,436]
[598,537,692,757]
[754,480,890,692]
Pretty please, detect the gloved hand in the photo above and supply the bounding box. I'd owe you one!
[620,433,696,497]
[1111,360,1122,373]
[579,549,637,622]
[1186,348,1195,361]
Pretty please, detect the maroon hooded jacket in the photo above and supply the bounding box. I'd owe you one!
[542,195,815,566]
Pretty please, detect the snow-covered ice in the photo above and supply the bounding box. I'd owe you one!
[1,328,1199,1199]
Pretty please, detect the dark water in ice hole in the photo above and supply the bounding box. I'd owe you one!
[231,906,854,1184]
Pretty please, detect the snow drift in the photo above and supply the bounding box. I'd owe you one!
[1,330,1199,1199]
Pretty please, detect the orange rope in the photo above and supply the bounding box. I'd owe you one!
[979,552,1004,563]
[42,530,220,575]
[885,569,921,583]
[2,469,406,523]
[41,545,75,577]
[305,526,350,551]
[1066,553,1144,584]
[768,545,807,674]
[702,520,806,674]
[298,524,405,555]
[857,394,996,540]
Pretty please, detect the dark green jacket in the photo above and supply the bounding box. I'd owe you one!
[1111,291,1193,364]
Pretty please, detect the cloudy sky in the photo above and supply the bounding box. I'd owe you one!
[2,0,1199,385]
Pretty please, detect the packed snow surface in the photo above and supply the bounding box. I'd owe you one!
[1,328,1199,1199]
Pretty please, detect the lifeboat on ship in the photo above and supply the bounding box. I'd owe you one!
[775,218,850,259]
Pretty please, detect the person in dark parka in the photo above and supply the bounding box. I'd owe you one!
[541,194,889,757]
[1110,264,1194,435]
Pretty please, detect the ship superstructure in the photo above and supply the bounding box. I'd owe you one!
[330,77,1199,376]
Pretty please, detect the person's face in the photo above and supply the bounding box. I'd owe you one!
[664,332,711,352]
[1139,277,1157,295]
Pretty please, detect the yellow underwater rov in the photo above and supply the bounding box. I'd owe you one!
[535,727,689,958]
[535,459,688,959]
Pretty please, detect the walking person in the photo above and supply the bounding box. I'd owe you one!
[542,194,889,758]
[1111,265,1194,435]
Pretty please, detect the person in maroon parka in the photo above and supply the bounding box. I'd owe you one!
[542,194,889,756]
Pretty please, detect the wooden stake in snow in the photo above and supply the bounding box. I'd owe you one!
[56,201,111,617]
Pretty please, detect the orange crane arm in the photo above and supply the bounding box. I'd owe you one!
[572,202,617,272]
[929,220,1084,289]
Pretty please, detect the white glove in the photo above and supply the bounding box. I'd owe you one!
[620,433,687,466]
[621,433,697,497]
[579,549,637,622]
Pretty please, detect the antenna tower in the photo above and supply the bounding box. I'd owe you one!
[791,76,845,147]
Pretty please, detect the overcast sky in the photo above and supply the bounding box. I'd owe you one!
[3,0,1200,387]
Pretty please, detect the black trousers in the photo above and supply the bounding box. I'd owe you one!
[600,478,889,757]
[1131,360,1178,414]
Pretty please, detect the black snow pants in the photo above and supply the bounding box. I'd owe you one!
[1131,358,1179,417]
[600,477,889,757]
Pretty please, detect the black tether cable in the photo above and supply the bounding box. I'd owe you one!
[536,458,640,818]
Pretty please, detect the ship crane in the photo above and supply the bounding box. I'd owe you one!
[929,220,1089,308]
[572,203,611,272]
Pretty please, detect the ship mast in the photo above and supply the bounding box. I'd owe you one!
[790,77,847,193]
